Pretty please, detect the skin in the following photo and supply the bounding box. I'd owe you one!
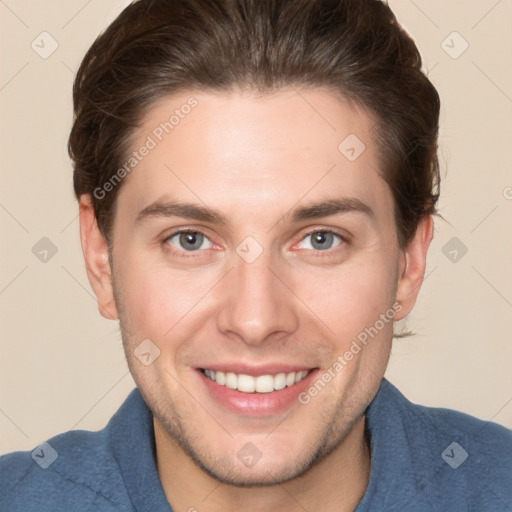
[79,87,433,512]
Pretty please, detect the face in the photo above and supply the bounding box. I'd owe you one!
[81,87,430,486]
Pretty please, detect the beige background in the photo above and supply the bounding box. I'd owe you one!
[1,0,511,454]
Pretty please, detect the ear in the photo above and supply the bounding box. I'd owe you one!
[394,214,433,321]
[78,195,118,320]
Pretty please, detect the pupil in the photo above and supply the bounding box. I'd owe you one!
[312,232,332,250]
[180,232,202,251]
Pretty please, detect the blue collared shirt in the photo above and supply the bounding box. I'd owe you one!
[1,378,511,511]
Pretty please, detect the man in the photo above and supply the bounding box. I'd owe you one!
[1,0,511,511]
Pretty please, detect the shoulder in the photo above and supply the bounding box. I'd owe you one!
[415,400,512,509]
[400,386,512,468]
[378,379,512,456]
[369,379,512,510]
[0,424,131,511]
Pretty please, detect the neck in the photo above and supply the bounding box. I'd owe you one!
[154,415,371,512]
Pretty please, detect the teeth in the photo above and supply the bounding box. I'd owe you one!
[286,372,296,387]
[202,369,310,393]
[238,374,255,393]
[255,375,274,393]
[274,373,287,391]
[225,372,237,389]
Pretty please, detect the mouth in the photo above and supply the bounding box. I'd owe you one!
[200,368,312,393]
[196,365,320,416]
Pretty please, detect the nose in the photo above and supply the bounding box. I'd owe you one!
[216,248,299,346]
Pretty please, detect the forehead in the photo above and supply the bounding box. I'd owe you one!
[116,87,394,227]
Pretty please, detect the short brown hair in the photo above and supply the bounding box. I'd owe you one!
[69,0,440,250]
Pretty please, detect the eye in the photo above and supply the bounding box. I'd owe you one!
[297,230,343,251]
[165,230,213,252]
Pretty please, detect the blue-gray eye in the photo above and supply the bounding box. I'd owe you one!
[299,231,342,251]
[168,231,213,251]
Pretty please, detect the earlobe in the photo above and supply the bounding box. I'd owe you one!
[78,195,119,320]
[394,215,433,322]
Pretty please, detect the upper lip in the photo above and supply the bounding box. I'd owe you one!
[197,363,317,376]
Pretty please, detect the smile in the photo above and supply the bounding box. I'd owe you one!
[201,369,311,393]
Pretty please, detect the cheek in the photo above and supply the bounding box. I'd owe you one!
[115,256,215,341]
[294,254,397,341]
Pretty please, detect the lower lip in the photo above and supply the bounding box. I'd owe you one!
[197,369,319,416]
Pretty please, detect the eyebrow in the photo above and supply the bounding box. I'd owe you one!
[135,197,374,226]
[136,201,230,226]
[288,198,374,223]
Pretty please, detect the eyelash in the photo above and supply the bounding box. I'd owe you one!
[162,229,213,259]
[162,228,348,259]
[299,229,347,256]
